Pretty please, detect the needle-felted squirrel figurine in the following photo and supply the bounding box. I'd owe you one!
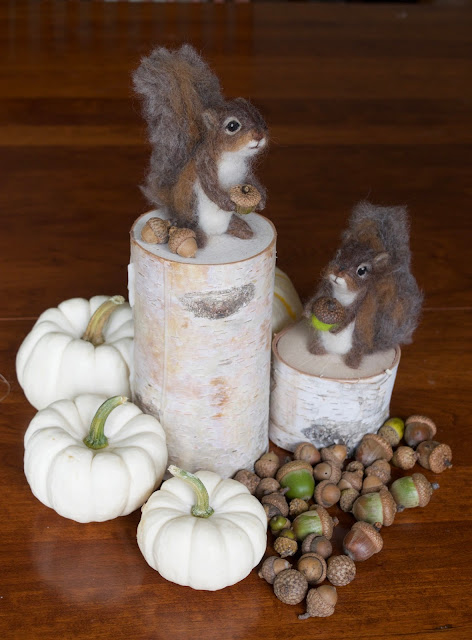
[304,202,423,369]
[133,44,268,248]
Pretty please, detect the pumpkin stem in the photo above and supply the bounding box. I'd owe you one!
[82,296,125,346]
[168,466,214,518]
[83,396,127,450]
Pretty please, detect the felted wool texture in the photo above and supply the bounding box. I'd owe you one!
[133,45,268,246]
[305,201,423,368]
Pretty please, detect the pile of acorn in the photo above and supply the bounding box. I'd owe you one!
[234,415,452,619]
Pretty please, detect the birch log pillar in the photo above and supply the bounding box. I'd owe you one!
[129,211,276,478]
[269,320,401,454]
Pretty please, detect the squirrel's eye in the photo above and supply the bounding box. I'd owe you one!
[224,118,241,135]
[356,265,369,277]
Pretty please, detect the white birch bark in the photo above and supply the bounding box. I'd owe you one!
[129,211,276,477]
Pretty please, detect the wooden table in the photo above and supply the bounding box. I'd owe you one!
[1,2,471,639]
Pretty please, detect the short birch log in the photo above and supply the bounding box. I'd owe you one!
[269,320,401,454]
[129,211,276,478]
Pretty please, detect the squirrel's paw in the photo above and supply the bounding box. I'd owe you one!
[226,214,254,240]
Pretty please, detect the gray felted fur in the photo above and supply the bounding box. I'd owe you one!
[304,201,423,369]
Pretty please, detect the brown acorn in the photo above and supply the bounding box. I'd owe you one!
[364,459,391,484]
[255,477,280,500]
[274,530,298,558]
[352,486,397,526]
[273,569,308,605]
[326,555,356,586]
[294,442,321,465]
[141,217,171,244]
[261,492,289,517]
[314,480,341,508]
[320,443,348,468]
[392,446,418,470]
[343,521,383,562]
[416,440,452,473]
[168,227,198,258]
[404,415,437,447]
[356,433,393,466]
[311,297,346,327]
[258,556,291,584]
[390,473,439,509]
[229,183,261,215]
[233,469,260,495]
[313,462,342,484]
[301,534,333,559]
[339,488,360,513]
[289,498,309,518]
[338,471,363,492]
[297,553,327,585]
[346,461,364,474]
[298,585,337,619]
[361,475,384,495]
[254,451,281,478]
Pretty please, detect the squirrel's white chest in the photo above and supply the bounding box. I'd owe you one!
[217,152,248,189]
[319,321,355,355]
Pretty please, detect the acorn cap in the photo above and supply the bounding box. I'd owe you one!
[312,297,346,325]
[254,451,281,478]
[405,414,437,434]
[338,471,363,492]
[417,441,452,473]
[299,585,337,619]
[233,469,260,495]
[314,480,341,508]
[294,442,321,465]
[379,486,397,526]
[346,460,364,474]
[365,459,391,484]
[301,534,333,558]
[327,555,356,586]
[274,535,298,558]
[229,184,261,214]
[356,433,393,466]
[258,556,291,584]
[297,553,327,585]
[261,492,289,517]
[320,443,348,468]
[392,446,418,470]
[289,498,309,518]
[314,505,338,539]
[412,472,439,507]
[378,424,401,447]
[255,477,280,500]
[273,569,308,605]
[168,227,198,258]
[339,488,360,512]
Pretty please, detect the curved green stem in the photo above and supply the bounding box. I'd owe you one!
[82,295,125,346]
[83,396,127,450]
[168,466,214,518]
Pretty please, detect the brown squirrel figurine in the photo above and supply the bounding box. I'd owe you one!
[304,202,423,369]
[133,45,268,248]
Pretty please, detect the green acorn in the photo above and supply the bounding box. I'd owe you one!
[352,486,397,526]
[390,473,439,509]
[276,460,315,500]
[292,506,338,541]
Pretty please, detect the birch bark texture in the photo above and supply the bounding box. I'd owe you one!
[269,321,401,454]
[129,211,276,477]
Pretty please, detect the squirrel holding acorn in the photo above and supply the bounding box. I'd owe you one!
[304,202,423,369]
[133,44,268,248]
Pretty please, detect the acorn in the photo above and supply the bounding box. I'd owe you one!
[233,469,260,495]
[289,498,309,518]
[391,446,418,470]
[361,475,384,495]
[269,515,291,535]
[310,297,346,332]
[298,585,337,619]
[229,183,261,215]
[276,460,315,500]
[255,477,280,500]
[346,460,364,474]
[320,443,348,468]
[168,227,198,258]
[343,521,383,562]
[404,415,437,447]
[378,417,405,447]
[254,451,281,478]
[313,461,342,484]
[264,504,282,520]
[355,433,393,466]
[294,442,321,465]
[274,530,298,558]
[292,506,338,541]
[339,488,360,512]
[262,492,289,517]
[416,440,452,473]
[338,471,363,492]
[258,556,291,584]
[364,459,391,484]
[352,486,397,526]
[390,473,439,509]
[297,553,327,585]
[301,534,333,559]
[314,480,341,508]
[273,569,308,605]
[327,555,356,586]
[141,217,171,244]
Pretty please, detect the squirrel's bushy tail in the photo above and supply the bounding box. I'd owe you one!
[133,44,224,205]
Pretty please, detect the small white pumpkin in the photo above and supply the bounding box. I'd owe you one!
[272,267,303,334]
[24,394,167,523]
[137,466,267,591]
[16,295,133,410]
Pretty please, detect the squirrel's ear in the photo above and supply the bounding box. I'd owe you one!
[372,252,390,271]
[202,109,218,129]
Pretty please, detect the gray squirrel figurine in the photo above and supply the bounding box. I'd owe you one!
[304,202,423,369]
[133,44,268,248]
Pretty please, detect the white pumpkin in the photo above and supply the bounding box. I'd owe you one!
[16,295,133,410]
[272,267,303,334]
[137,466,267,591]
[24,394,168,523]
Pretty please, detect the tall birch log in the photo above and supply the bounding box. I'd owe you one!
[129,211,276,478]
[269,321,401,454]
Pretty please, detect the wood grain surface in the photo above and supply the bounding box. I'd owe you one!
[1,2,471,639]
